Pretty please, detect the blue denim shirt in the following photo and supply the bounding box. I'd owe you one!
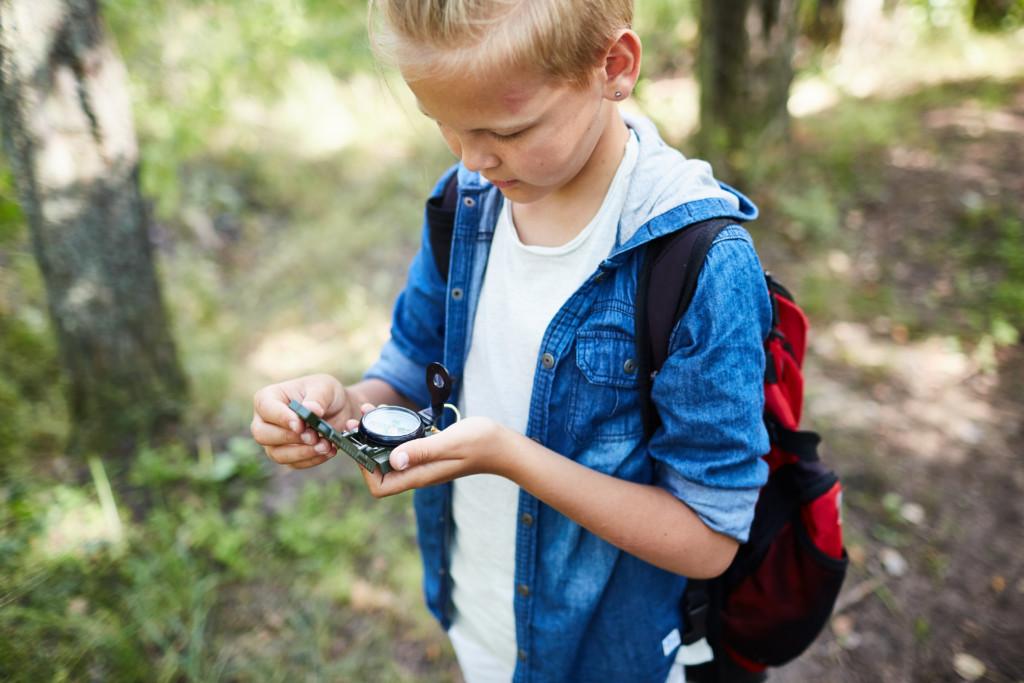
[365,117,771,683]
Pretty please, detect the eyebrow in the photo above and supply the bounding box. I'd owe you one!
[415,100,536,135]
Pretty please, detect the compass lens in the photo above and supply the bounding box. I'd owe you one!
[361,406,422,442]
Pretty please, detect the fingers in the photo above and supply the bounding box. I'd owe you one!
[364,458,462,497]
[299,374,350,421]
[251,377,348,471]
[265,442,336,466]
[252,374,350,435]
[253,385,305,433]
[289,453,334,469]
[388,434,438,471]
[251,413,334,471]
[251,414,310,447]
[343,403,376,432]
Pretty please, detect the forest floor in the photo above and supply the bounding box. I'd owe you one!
[770,80,1024,683]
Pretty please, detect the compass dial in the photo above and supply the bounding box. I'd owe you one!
[359,405,424,446]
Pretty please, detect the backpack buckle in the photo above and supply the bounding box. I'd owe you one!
[682,588,710,645]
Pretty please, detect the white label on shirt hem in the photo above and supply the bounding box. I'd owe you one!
[662,628,682,657]
[679,637,714,666]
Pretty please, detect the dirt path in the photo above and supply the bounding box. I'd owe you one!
[773,81,1024,683]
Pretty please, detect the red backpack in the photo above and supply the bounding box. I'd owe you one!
[635,218,848,681]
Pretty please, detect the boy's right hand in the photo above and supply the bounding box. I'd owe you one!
[251,374,358,469]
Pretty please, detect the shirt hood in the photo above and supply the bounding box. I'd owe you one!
[616,114,757,248]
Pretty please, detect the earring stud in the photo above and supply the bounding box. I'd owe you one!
[614,90,623,99]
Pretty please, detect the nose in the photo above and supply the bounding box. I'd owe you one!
[460,139,499,173]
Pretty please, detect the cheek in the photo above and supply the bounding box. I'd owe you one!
[519,137,576,177]
[527,105,602,179]
[439,127,462,158]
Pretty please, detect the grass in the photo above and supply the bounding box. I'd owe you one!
[0,441,451,681]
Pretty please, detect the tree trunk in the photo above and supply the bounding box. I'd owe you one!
[971,0,1018,30]
[697,0,800,177]
[802,0,846,47]
[0,0,187,458]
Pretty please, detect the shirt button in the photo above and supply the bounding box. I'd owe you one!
[541,352,555,369]
[518,649,527,662]
[463,196,476,208]
[517,583,530,597]
[451,287,464,300]
[623,358,637,374]
[521,513,534,526]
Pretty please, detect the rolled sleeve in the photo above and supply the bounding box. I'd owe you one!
[364,337,436,408]
[656,463,761,541]
[649,227,771,542]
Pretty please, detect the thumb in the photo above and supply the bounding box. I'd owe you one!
[296,376,351,426]
[389,436,433,472]
[300,398,326,417]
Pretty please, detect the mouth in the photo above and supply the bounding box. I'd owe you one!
[488,178,519,189]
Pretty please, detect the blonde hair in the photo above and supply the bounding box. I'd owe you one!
[368,0,633,87]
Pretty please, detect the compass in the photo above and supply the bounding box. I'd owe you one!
[289,362,459,474]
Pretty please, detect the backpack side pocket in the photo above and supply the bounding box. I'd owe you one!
[719,465,848,667]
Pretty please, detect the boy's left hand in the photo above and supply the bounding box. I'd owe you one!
[346,405,511,497]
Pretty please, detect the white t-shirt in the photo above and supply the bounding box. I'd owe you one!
[449,131,639,681]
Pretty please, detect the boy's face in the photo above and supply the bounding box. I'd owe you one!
[406,65,613,205]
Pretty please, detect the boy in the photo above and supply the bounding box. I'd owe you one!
[251,2,771,681]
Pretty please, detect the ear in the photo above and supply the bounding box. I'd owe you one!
[602,29,642,101]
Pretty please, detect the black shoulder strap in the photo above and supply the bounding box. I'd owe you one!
[635,217,738,654]
[636,218,735,440]
[425,171,460,281]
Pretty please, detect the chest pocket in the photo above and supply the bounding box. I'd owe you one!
[569,328,645,444]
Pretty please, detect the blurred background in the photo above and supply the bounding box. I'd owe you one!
[0,0,1021,681]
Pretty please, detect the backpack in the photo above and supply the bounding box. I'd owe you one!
[637,219,848,682]
[425,174,848,680]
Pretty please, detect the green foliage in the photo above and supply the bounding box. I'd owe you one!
[900,0,1024,32]
[0,167,66,467]
[0,450,444,682]
[274,481,374,562]
[130,437,268,488]
[971,0,1024,30]
[634,0,698,76]
[0,313,63,461]
[0,164,24,246]
[775,184,842,244]
[799,0,846,46]
[956,196,1024,335]
[103,0,375,221]
[752,76,1024,346]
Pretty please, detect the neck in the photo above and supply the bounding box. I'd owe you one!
[512,105,629,247]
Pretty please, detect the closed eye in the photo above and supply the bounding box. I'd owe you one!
[488,128,529,141]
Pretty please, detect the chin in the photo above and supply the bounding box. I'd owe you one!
[497,183,550,204]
